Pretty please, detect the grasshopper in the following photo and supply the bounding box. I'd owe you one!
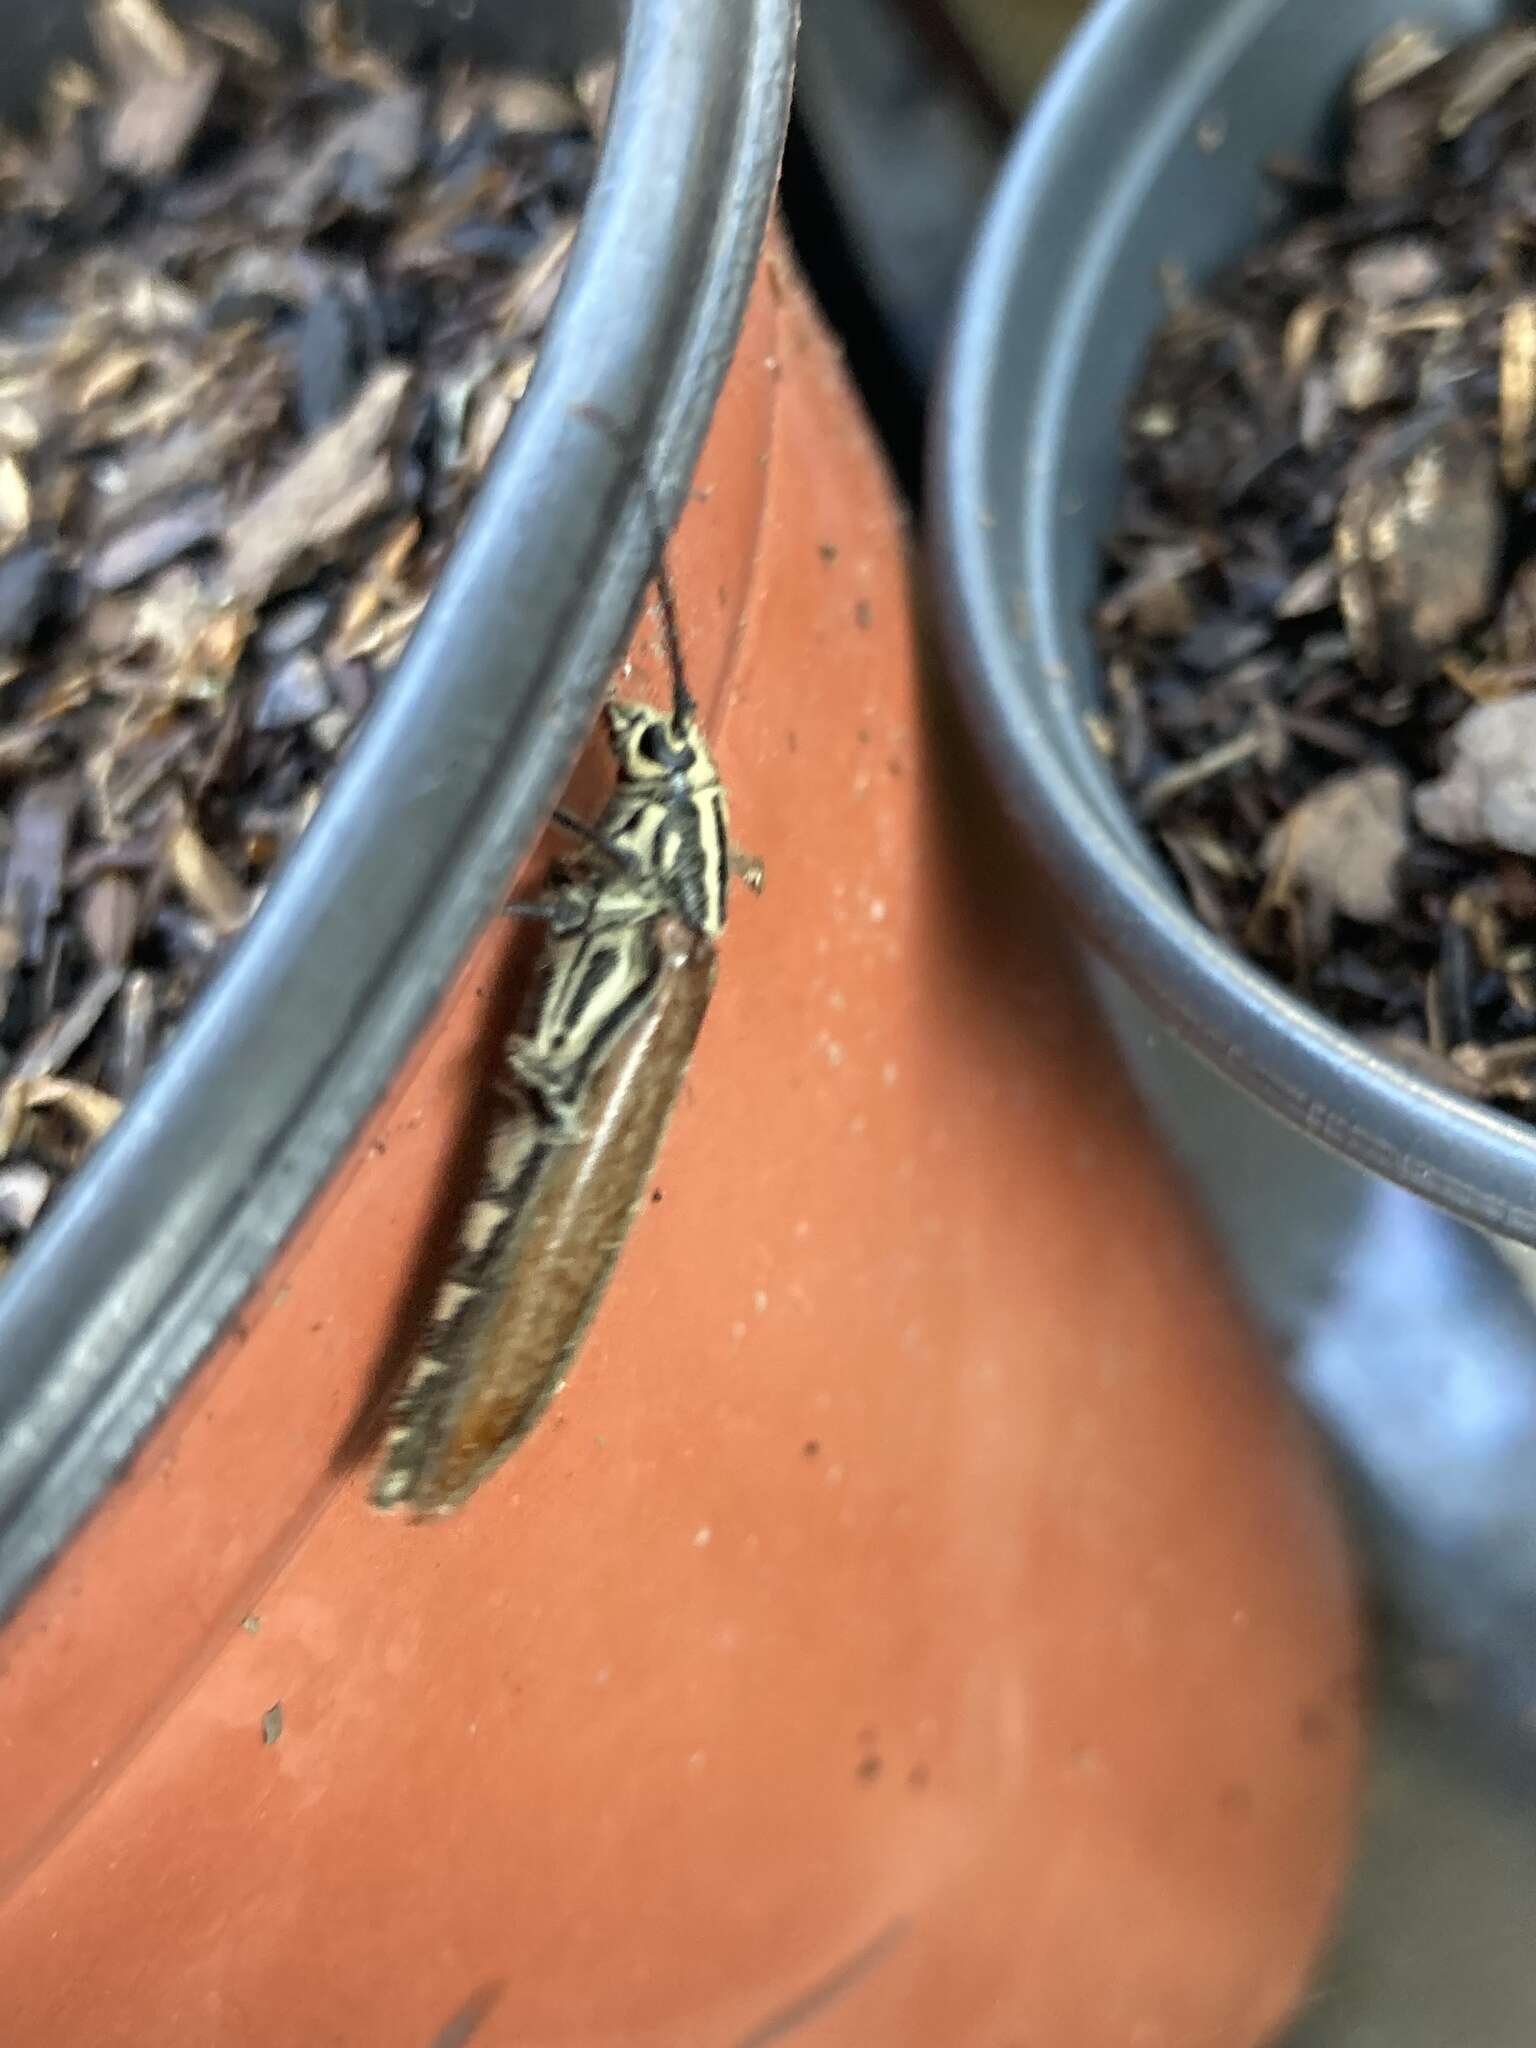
[373,443,759,1513]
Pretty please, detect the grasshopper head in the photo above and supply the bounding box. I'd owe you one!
[604,690,719,793]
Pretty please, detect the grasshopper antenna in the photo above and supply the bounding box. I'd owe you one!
[572,402,695,731]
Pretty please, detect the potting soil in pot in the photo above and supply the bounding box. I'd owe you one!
[0,0,604,1261]
[1098,21,1536,1127]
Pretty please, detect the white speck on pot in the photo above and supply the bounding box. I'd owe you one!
[881,1061,899,1087]
[825,1039,845,1068]
[868,896,886,922]
[730,1320,747,1341]
[693,1527,711,1548]
[753,1289,769,1313]
[1196,111,1228,152]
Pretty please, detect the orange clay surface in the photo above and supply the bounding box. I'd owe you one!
[0,234,1363,2047]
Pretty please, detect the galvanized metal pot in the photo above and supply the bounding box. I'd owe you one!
[0,0,794,1613]
[931,0,1536,1248]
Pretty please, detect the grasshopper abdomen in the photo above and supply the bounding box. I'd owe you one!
[372,914,717,1513]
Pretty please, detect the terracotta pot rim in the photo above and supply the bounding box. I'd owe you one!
[0,0,798,1623]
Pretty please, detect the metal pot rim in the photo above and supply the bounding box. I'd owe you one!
[0,0,798,1621]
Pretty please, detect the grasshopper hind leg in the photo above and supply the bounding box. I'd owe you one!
[729,847,765,893]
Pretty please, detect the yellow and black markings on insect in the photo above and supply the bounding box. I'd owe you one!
[372,548,761,1516]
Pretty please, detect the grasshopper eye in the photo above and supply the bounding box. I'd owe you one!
[638,722,694,771]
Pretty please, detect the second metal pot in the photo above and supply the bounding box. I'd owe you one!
[930,0,1536,1246]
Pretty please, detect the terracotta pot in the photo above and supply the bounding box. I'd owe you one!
[0,223,1362,2042]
